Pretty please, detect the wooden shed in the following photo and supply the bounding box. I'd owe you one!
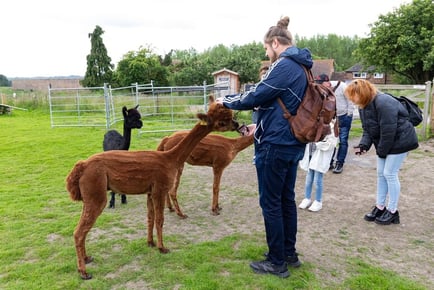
[212,68,240,98]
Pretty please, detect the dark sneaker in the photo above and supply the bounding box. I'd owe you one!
[250,260,289,278]
[286,253,302,268]
[263,252,301,268]
[333,162,343,174]
[364,206,386,222]
[329,163,335,170]
[375,210,400,225]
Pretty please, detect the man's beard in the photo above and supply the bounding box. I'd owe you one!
[269,50,278,63]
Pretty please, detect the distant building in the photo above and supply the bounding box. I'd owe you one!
[11,76,83,91]
[212,68,240,98]
[344,63,391,84]
[311,60,391,84]
[312,59,335,80]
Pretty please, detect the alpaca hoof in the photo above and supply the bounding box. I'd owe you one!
[177,213,188,219]
[159,247,170,254]
[121,196,127,204]
[147,241,156,247]
[85,256,94,264]
[79,271,92,280]
[211,208,221,216]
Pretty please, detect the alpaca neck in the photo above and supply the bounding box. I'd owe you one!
[167,122,211,164]
[121,124,132,150]
[233,134,254,153]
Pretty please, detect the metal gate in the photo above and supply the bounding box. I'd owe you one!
[48,81,229,132]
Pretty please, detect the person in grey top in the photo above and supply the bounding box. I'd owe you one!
[315,74,355,173]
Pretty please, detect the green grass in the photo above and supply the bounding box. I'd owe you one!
[0,110,429,289]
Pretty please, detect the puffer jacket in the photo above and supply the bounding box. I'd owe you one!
[359,92,419,158]
[221,46,313,148]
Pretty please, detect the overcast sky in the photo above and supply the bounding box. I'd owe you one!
[1,0,410,78]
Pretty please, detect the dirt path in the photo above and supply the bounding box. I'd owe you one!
[112,138,434,288]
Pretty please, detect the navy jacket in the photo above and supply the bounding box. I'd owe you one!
[359,93,419,158]
[221,47,313,148]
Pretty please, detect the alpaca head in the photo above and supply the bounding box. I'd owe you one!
[122,105,143,130]
[197,101,239,132]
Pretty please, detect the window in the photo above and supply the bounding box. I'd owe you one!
[373,73,384,79]
[353,72,367,78]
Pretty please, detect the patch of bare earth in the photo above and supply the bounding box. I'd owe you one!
[98,138,434,288]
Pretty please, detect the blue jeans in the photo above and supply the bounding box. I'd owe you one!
[335,114,353,164]
[255,143,304,266]
[304,169,323,202]
[376,152,408,212]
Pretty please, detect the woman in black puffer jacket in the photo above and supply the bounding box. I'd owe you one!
[345,79,418,225]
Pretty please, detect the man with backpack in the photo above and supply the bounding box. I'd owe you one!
[315,74,355,174]
[216,16,311,278]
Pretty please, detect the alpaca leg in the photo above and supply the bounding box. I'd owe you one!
[146,194,156,248]
[74,200,106,280]
[169,165,188,219]
[211,168,224,215]
[153,190,169,253]
[108,191,116,208]
[121,194,127,204]
[165,191,174,212]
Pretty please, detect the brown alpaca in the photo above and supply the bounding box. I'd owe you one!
[65,101,239,280]
[157,131,254,217]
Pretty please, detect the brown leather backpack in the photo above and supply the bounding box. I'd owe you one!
[278,66,338,143]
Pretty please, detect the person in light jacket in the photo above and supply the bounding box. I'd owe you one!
[299,120,338,212]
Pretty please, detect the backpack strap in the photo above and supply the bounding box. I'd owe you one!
[277,97,291,120]
[276,64,311,120]
[333,81,341,92]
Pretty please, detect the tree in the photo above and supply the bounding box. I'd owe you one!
[81,25,114,87]
[296,34,359,71]
[355,0,434,83]
[169,43,267,86]
[0,74,11,87]
[114,47,169,87]
[170,48,213,86]
[227,42,269,83]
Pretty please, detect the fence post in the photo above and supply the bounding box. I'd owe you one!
[48,85,54,128]
[203,80,208,111]
[104,83,110,129]
[430,78,434,138]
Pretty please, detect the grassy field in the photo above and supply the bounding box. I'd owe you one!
[0,109,428,290]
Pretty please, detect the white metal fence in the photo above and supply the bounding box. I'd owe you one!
[48,81,229,133]
[48,80,432,138]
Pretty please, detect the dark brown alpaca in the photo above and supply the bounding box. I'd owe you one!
[65,101,239,280]
[157,131,254,217]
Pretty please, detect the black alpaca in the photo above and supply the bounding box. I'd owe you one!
[103,105,143,208]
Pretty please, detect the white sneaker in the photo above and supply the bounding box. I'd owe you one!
[308,200,322,212]
[299,198,312,209]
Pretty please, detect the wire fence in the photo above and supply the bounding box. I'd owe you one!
[48,81,230,133]
[47,80,432,138]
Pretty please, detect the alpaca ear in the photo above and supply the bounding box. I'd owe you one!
[122,106,128,117]
[208,95,215,103]
[134,104,139,109]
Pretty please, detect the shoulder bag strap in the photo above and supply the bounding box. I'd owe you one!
[277,64,310,120]
[333,81,341,92]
